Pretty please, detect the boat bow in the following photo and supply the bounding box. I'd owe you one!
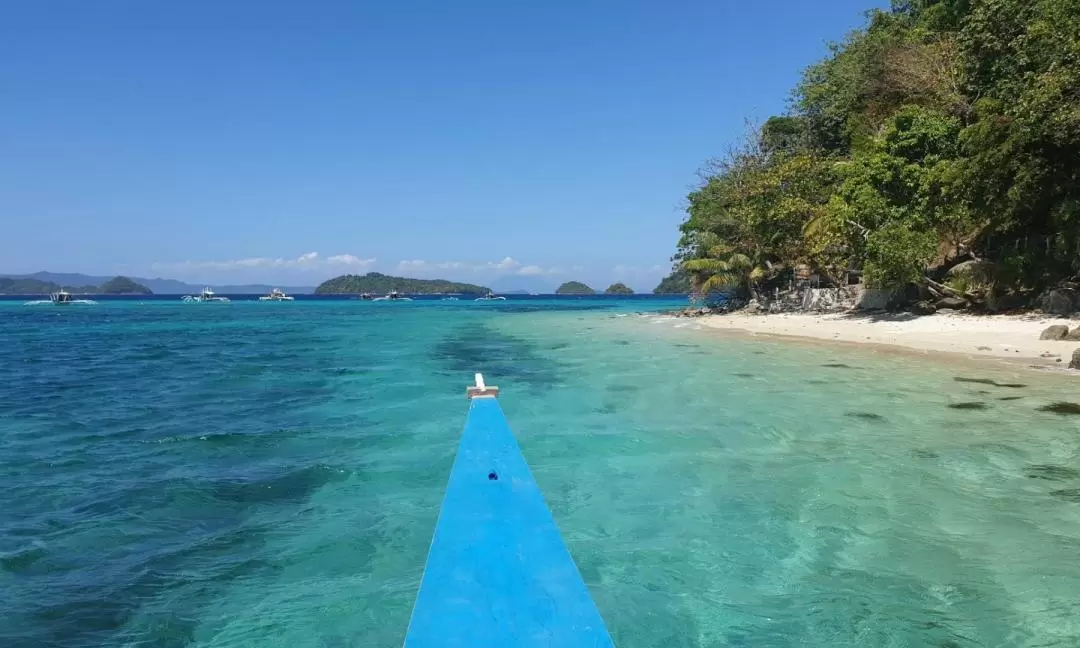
[404,374,614,647]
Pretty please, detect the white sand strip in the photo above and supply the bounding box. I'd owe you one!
[698,312,1080,367]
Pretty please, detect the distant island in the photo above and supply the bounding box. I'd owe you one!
[0,275,152,295]
[555,281,595,295]
[604,282,634,295]
[0,271,313,295]
[98,276,152,294]
[653,270,690,295]
[315,272,490,295]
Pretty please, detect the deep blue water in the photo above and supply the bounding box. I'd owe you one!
[2,298,1080,647]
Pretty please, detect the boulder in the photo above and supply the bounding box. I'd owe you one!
[935,296,969,310]
[856,287,895,311]
[910,300,937,316]
[744,299,761,314]
[985,292,1025,313]
[1040,325,1070,341]
[946,259,995,280]
[1071,348,1080,370]
[1037,288,1078,315]
[1067,328,1080,342]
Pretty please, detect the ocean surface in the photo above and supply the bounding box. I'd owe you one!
[2,297,1080,647]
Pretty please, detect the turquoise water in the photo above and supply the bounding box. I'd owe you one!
[2,299,1080,647]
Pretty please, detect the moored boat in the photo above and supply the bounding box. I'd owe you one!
[181,287,230,303]
[474,291,506,301]
[26,289,98,305]
[258,288,294,301]
[372,290,412,302]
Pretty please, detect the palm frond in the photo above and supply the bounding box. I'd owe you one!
[700,274,738,294]
[726,253,753,271]
[682,259,731,274]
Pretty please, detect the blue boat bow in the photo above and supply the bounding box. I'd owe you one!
[404,374,614,647]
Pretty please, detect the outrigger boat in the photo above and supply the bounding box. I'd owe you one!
[404,374,614,647]
[373,290,412,302]
[258,288,294,301]
[24,289,97,305]
[181,287,230,303]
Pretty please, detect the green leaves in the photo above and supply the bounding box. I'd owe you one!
[675,0,1080,297]
[864,223,938,287]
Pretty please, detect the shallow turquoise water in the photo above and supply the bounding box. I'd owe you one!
[2,300,1080,647]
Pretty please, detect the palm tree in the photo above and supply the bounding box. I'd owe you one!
[681,233,763,298]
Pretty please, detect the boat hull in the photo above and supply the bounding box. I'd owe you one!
[404,397,613,647]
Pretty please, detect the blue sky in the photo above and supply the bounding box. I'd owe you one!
[0,0,884,291]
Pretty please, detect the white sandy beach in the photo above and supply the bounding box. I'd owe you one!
[698,311,1080,367]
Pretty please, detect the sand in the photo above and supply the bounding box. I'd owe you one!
[697,311,1080,368]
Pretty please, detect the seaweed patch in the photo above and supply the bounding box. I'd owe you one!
[948,402,987,410]
[1039,402,1080,415]
[846,412,885,421]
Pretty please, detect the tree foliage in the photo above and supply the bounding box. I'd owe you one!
[314,272,489,295]
[653,270,692,294]
[675,0,1080,298]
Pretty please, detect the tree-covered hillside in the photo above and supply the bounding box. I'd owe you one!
[314,273,489,294]
[98,276,152,294]
[604,282,634,295]
[555,281,596,295]
[675,0,1080,307]
[652,270,692,294]
[0,277,115,294]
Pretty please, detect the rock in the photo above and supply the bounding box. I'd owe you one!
[946,259,996,280]
[855,287,895,311]
[910,300,937,315]
[935,296,969,310]
[937,308,959,315]
[1040,325,1070,341]
[1067,328,1080,341]
[744,299,761,314]
[1037,288,1078,315]
[985,292,1025,313]
[1071,348,1080,370]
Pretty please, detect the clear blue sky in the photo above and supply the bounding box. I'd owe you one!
[0,0,884,291]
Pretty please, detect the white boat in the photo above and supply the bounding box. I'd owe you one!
[24,289,97,305]
[258,288,294,302]
[181,287,230,303]
[373,290,412,302]
[474,292,506,301]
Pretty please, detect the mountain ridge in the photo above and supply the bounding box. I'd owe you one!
[0,272,315,295]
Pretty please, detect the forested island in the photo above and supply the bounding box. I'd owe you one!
[604,283,634,295]
[672,0,1080,313]
[0,275,151,295]
[315,273,489,295]
[98,276,152,294]
[653,271,691,295]
[555,281,596,295]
